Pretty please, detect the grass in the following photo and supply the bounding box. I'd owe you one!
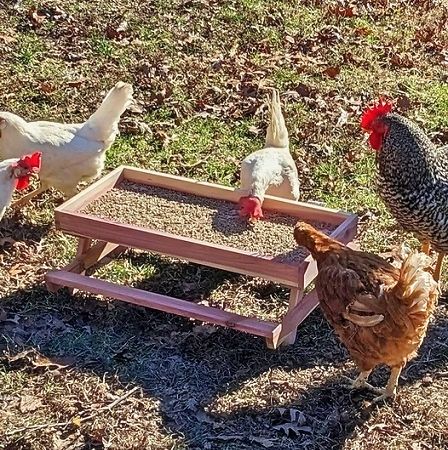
[0,0,448,449]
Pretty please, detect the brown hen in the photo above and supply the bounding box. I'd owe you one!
[294,222,439,402]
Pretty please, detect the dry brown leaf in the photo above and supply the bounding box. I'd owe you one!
[19,395,43,413]
[294,83,314,98]
[390,53,414,68]
[0,34,17,44]
[28,6,45,27]
[273,423,312,436]
[0,237,16,246]
[40,82,55,94]
[251,436,275,448]
[67,79,85,88]
[328,5,357,18]
[354,26,371,37]
[323,66,341,78]
[106,20,129,40]
[71,416,82,428]
[32,355,75,369]
[397,94,412,111]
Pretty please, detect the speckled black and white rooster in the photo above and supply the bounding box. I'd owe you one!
[361,99,448,281]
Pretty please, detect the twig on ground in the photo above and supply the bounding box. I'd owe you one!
[5,386,140,437]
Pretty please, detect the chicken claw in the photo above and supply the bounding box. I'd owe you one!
[340,373,384,396]
[371,366,402,403]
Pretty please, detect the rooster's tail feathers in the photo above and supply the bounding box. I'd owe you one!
[264,89,289,149]
[83,81,133,142]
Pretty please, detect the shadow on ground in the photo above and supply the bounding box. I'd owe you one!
[1,281,448,449]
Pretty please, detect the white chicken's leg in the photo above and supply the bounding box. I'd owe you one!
[11,184,47,208]
[285,168,301,200]
[372,365,402,403]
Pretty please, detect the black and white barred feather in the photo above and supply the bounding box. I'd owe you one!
[376,113,448,252]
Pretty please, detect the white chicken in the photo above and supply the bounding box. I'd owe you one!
[238,88,300,221]
[0,81,133,205]
[0,152,41,221]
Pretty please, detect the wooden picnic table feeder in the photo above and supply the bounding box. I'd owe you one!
[45,166,358,348]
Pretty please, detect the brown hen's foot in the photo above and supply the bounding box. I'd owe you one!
[341,372,384,396]
[372,390,395,403]
[372,366,402,403]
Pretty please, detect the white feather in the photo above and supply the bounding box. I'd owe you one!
[0,82,133,198]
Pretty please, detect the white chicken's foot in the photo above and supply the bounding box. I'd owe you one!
[341,372,384,395]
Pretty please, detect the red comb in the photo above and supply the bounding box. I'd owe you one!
[360,98,393,131]
[16,151,42,172]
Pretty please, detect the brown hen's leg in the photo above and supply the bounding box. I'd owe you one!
[11,185,47,208]
[433,253,445,282]
[341,371,384,395]
[372,365,402,403]
[421,240,430,255]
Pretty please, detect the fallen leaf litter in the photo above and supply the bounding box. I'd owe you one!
[82,180,336,263]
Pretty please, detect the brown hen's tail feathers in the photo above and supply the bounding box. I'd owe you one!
[392,251,439,313]
[264,89,289,149]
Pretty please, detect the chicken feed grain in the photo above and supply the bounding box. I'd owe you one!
[81,180,336,264]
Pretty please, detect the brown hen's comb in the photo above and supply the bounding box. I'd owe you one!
[360,98,393,131]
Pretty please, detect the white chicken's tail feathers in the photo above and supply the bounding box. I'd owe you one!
[82,81,133,142]
[394,251,439,314]
[264,89,289,149]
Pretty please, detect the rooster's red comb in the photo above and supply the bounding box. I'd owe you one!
[360,98,393,131]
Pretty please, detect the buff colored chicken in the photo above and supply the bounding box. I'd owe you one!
[0,82,133,204]
[294,222,439,402]
[238,89,300,221]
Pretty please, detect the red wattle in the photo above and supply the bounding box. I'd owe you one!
[369,132,383,151]
[15,176,30,190]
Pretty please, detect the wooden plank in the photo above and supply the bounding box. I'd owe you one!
[64,238,92,274]
[330,213,358,242]
[270,289,319,348]
[45,270,278,337]
[55,212,302,287]
[57,166,124,213]
[82,242,123,270]
[278,287,303,346]
[121,166,350,224]
[63,241,123,275]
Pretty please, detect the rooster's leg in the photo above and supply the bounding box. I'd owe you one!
[421,240,431,255]
[433,252,445,282]
[372,365,402,403]
[11,185,47,208]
